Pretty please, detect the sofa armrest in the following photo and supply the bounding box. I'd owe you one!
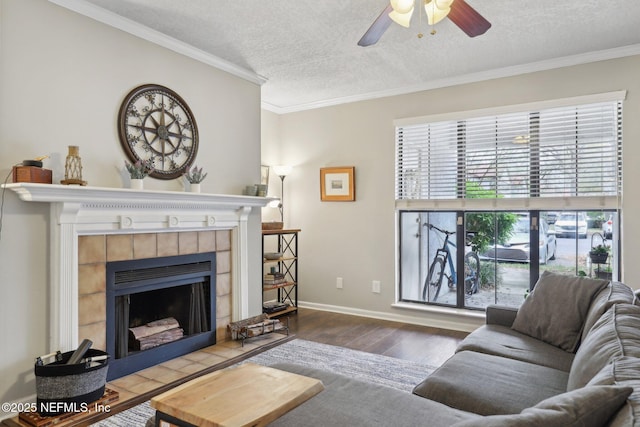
[485,304,518,327]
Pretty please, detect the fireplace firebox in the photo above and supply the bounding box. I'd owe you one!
[106,252,216,380]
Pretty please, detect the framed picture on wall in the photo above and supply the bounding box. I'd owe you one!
[320,166,355,201]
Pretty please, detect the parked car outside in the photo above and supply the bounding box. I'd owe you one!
[481,215,557,264]
[554,212,588,239]
[602,214,614,239]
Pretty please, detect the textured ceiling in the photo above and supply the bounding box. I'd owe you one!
[75,0,640,113]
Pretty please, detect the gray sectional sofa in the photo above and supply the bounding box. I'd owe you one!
[270,272,640,426]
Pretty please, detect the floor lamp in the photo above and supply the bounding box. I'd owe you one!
[272,165,293,224]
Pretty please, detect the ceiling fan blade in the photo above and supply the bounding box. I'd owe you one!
[358,4,394,47]
[447,0,491,37]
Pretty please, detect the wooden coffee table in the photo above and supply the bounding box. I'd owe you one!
[151,363,324,427]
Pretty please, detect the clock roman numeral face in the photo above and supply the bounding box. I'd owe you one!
[118,84,199,180]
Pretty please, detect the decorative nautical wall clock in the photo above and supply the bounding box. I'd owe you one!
[118,84,199,180]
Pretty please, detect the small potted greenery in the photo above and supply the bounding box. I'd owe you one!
[596,265,613,280]
[589,244,610,264]
[184,165,208,192]
[125,159,154,189]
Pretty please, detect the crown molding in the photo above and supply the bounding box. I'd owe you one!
[48,0,267,86]
[263,44,640,115]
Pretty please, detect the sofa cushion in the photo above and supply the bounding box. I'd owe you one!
[456,324,575,372]
[450,385,632,427]
[511,271,608,352]
[267,363,480,427]
[580,281,635,345]
[588,357,640,427]
[568,303,640,391]
[413,350,569,416]
[485,304,519,327]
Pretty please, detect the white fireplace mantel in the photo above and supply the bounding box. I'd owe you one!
[4,183,273,352]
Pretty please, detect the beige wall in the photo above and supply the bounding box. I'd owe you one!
[260,110,283,222]
[0,0,263,404]
[263,55,640,329]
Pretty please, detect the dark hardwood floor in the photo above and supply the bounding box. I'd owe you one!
[286,308,469,367]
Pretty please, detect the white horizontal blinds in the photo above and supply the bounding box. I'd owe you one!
[465,112,531,198]
[395,99,622,202]
[538,102,621,197]
[395,121,458,199]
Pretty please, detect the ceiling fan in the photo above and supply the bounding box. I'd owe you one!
[358,0,491,47]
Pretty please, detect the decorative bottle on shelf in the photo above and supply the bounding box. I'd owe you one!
[60,145,87,186]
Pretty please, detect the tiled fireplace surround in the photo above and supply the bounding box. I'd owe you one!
[5,183,270,360]
[77,230,232,351]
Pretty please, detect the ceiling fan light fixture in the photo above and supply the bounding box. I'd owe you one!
[390,0,415,14]
[359,0,489,47]
[435,0,455,9]
[389,8,414,27]
[424,0,453,25]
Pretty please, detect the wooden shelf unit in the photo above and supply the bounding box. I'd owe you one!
[263,282,296,291]
[262,229,300,317]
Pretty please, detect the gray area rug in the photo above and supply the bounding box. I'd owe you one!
[91,339,437,426]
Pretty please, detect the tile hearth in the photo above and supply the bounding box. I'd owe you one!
[108,333,287,403]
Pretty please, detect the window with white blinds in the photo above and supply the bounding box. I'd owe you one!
[395,99,623,204]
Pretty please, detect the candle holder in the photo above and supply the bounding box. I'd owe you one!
[60,145,87,186]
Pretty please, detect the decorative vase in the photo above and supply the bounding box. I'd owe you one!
[130,179,144,190]
[190,183,201,193]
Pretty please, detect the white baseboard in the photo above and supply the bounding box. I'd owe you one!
[298,301,484,333]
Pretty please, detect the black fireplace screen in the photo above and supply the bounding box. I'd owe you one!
[114,281,210,358]
[106,252,216,379]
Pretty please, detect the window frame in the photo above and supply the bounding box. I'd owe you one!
[395,92,625,310]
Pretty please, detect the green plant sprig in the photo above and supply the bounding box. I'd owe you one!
[590,244,610,255]
[125,159,154,179]
[184,165,208,184]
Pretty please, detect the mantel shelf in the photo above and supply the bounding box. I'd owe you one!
[3,182,275,211]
